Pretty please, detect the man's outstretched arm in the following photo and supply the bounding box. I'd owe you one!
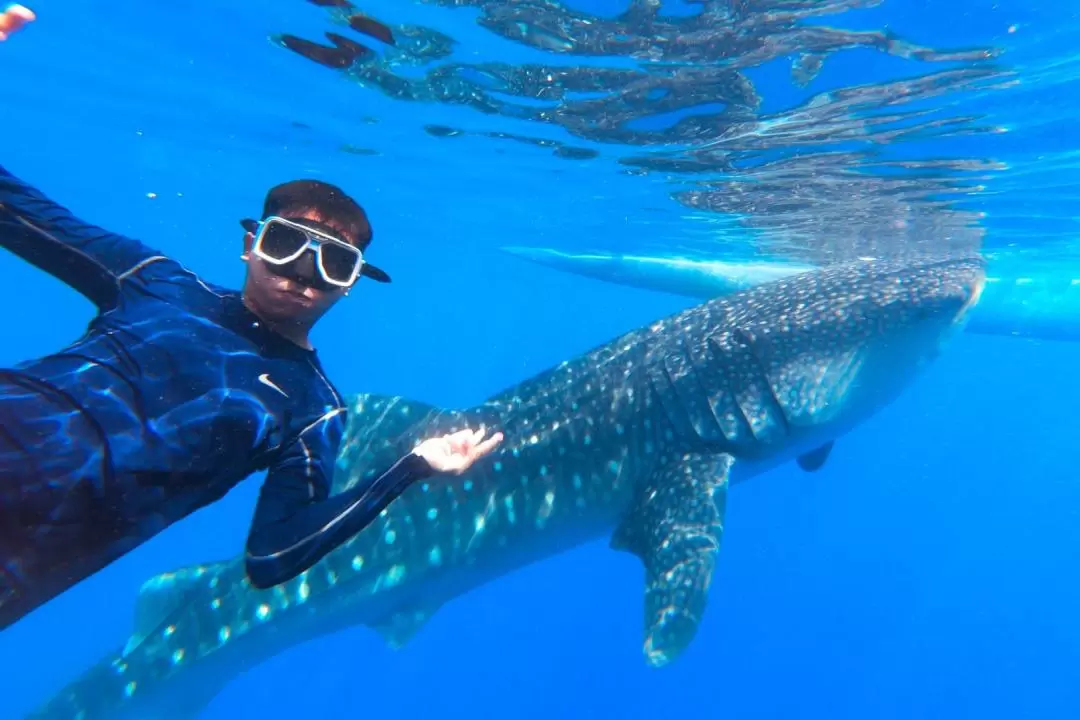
[244,421,503,589]
[244,414,435,589]
[0,164,168,308]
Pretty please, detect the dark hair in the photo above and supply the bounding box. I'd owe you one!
[261,179,373,250]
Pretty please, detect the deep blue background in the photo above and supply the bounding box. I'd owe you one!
[1,1,1078,718]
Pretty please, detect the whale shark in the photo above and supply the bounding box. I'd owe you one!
[28,255,985,720]
[501,246,1080,344]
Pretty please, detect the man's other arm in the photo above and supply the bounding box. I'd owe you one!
[0,164,169,308]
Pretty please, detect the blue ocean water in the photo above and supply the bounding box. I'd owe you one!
[1,0,1078,718]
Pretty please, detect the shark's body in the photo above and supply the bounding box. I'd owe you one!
[502,246,1080,343]
[30,256,985,720]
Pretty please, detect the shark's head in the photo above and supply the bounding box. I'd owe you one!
[717,254,986,448]
[654,253,987,460]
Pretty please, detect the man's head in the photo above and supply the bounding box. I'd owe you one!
[239,179,390,334]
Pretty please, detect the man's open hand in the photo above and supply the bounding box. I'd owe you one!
[0,4,34,42]
[413,427,504,475]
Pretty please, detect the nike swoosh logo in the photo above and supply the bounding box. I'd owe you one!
[258,373,289,398]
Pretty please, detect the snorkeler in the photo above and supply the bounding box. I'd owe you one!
[0,161,503,630]
[0,4,33,41]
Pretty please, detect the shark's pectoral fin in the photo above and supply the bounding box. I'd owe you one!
[796,440,834,472]
[124,561,234,656]
[369,600,444,649]
[611,452,733,668]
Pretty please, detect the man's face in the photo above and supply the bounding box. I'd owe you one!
[241,210,354,327]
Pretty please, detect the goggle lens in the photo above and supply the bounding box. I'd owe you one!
[319,242,363,284]
[261,222,309,261]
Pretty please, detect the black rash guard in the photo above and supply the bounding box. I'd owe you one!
[0,164,433,630]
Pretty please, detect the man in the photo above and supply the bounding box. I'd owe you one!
[0,158,503,629]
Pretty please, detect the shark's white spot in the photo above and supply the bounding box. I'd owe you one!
[352,555,365,571]
[257,604,271,621]
[112,660,127,674]
[504,495,517,524]
[124,682,137,697]
[386,564,406,586]
[219,626,231,643]
[385,529,397,544]
[572,474,582,490]
[421,483,431,493]
[584,434,592,445]
[537,491,556,527]
[327,570,338,585]
[164,625,175,638]
[172,649,185,665]
[474,514,486,533]
[298,581,310,602]
[529,434,539,445]
[539,465,548,476]
[429,546,443,566]
[494,461,503,472]
[464,480,474,491]
[427,507,438,520]
[616,424,625,435]
[211,597,222,610]
[209,577,219,589]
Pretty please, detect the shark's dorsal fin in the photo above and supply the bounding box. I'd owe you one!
[124,562,231,657]
[368,600,445,649]
[611,452,733,667]
[796,441,834,472]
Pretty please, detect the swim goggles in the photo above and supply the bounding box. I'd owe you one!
[245,215,390,287]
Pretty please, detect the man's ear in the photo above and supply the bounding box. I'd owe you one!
[241,231,254,260]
